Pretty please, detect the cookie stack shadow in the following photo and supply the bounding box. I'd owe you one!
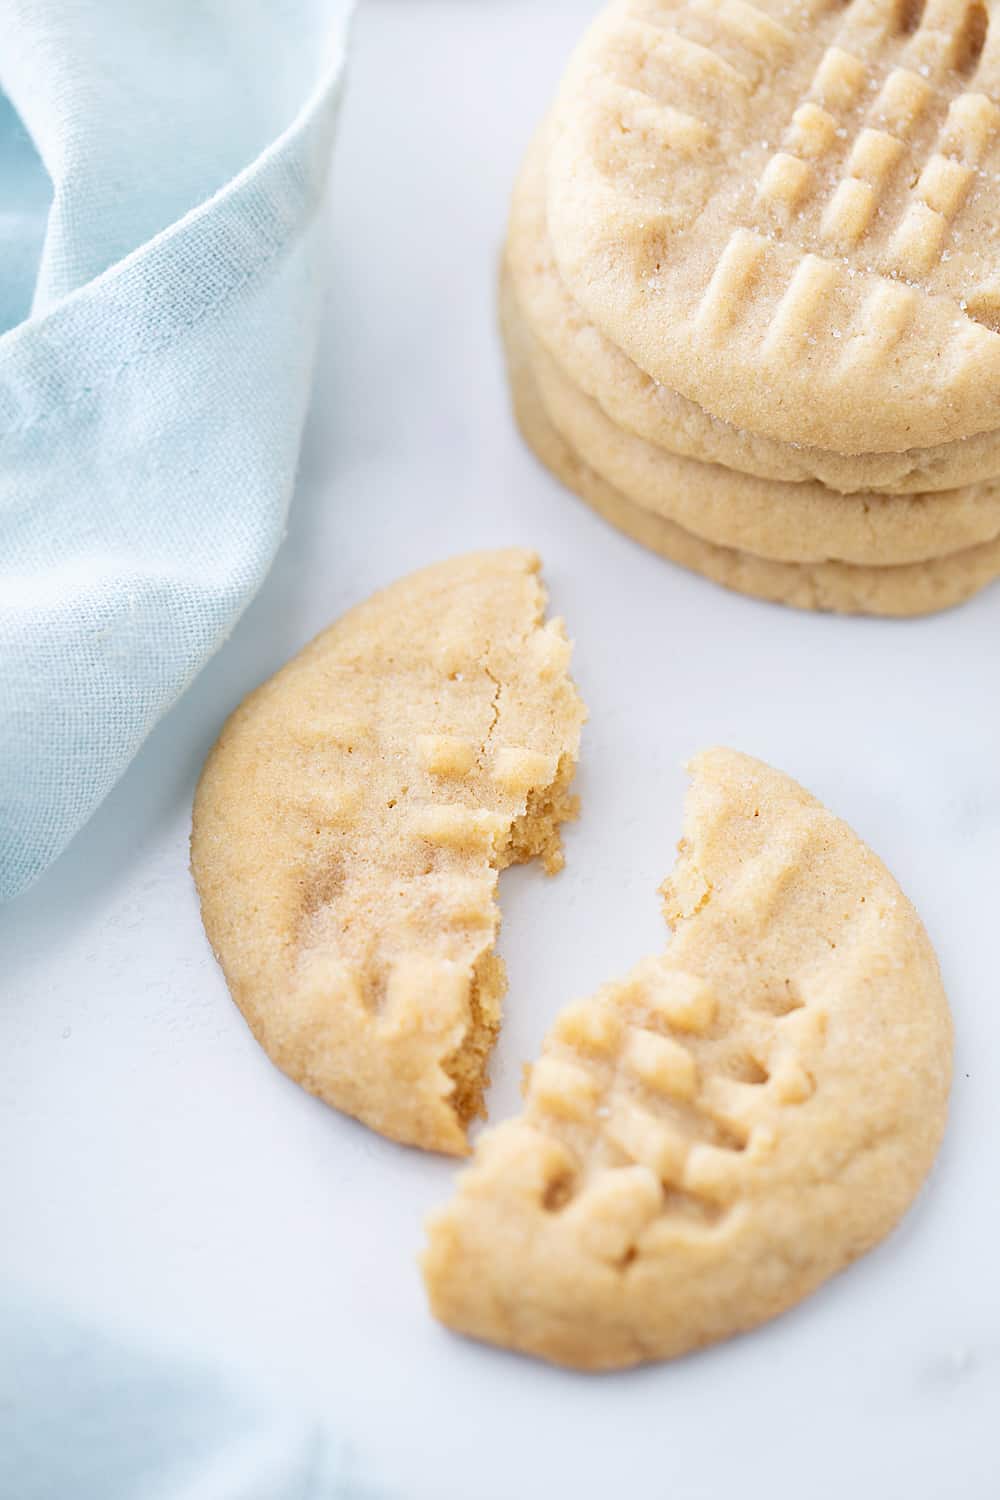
[501,0,1000,616]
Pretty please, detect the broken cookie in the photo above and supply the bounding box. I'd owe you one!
[191,550,586,1153]
[423,750,952,1368]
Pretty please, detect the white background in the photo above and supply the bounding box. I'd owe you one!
[3,4,998,1496]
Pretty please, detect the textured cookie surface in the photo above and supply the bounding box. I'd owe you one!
[547,0,1000,452]
[423,750,953,1370]
[512,273,1000,564]
[503,287,1000,614]
[509,125,1000,494]
[191,551,586,1154]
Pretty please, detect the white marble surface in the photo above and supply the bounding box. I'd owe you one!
[3,3,998,1495]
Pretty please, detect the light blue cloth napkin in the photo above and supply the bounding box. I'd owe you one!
[0,0,353,901]
[1,1293,354,1500]
[0,5,365,1492]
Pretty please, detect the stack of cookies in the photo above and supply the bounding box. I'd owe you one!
[502,0,1000,616]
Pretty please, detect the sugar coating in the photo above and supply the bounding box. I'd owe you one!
[423,750,953,1370]
[191,551,586,1155]
[545,0,1000,453]
[505,126,1000,495]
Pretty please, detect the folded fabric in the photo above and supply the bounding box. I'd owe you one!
[0,1290,353,1500]
[0,0,354,901]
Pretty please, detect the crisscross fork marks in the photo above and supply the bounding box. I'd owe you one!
[521,954,822,1263]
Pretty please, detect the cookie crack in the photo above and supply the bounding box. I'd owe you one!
[438,613,583,1140]
[480,658,503,759]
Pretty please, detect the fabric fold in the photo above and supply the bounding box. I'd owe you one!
[0,1290,346,1500]
[0,0,354,901]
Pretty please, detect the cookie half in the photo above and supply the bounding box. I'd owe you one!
[423,750,953,1370]
[503,287,1000,614]
[546,0,1000,453]
[191,551,586,1154]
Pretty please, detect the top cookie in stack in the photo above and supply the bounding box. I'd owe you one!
[502,0,1000,615]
